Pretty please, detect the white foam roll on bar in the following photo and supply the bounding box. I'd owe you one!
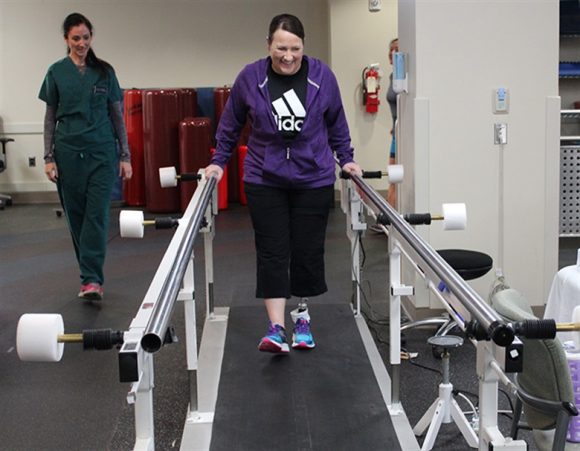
[442,203,467,230]
[159,166,178,188]
[17,314,65,362]
[387,164,404,184]
[120,210,145,238]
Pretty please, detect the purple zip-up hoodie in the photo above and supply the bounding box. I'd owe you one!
[211,55,355,189]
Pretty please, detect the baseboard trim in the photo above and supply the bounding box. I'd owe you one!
[8,191,60,204]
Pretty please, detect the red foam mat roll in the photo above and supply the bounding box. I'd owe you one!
[178,88,198,119]
[213,86,231,125]
[142,89,181,213]
[123,89,146,206]
[179,117,212,212]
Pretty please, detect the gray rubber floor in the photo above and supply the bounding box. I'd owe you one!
[210,304,401,451]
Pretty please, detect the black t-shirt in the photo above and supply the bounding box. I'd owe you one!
[267,59,308,142]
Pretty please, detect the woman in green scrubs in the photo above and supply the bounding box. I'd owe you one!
[39,12,132,301]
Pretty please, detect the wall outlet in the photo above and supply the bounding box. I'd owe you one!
[494,123,508,145]
[28,157,36,167]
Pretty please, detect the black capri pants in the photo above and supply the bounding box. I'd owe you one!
[244,182,335,299]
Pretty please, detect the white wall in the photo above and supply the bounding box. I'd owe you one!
[0,0,336,193]
[399,0,560,307]
[328,0,397,192]
[1,0,397,196]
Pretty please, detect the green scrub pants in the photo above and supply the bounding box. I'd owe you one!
[56,146,117,285]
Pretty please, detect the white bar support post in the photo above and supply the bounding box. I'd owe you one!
[204,229,215,317]
[204,190,216,317]
[183,256,199,414]
[179,243,198,415]
[476,342,526,450]
[344,179,367,316]
[132,353,155,451]
[389,238,402,407]
[477,341,500,450]
[350,230,361,316]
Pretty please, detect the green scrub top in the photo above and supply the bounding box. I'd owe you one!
[38,57,123,152]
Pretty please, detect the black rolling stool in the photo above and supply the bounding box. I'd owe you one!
[413,335,479,450]
[0,137,15,210]
[401,249,493,336]
[437,249,493,281]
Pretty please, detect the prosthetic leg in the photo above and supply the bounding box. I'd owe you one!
[290,298,315,349]
[290,298,310,323]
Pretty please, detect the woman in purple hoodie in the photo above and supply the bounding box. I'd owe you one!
[205,13,361,354]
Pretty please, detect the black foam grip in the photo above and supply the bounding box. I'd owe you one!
[465,320,490,341]
[339,170,351,180]
[155,217,179,229]
[362,170,382,179]
[377,213,391,226]
[514,319,557,339]
[180,172,201,182]
[83,329,124,350]
[404,213,432,225]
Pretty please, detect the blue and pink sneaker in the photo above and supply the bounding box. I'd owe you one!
[292,318,315,349]
[258,322,290,354]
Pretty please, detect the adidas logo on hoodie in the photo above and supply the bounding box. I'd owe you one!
[272,89,306,133]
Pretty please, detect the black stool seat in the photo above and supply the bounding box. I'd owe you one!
[437,249,493,281]
[427,335,463,349]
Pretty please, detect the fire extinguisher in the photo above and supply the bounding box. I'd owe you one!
[362,64,381,114]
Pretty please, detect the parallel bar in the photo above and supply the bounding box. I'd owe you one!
[141,176,218,353]
[347,173,513,346]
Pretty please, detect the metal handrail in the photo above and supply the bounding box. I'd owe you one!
[141,176,218,353]
[347,172,514,346]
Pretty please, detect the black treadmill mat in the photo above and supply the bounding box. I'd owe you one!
[210,303,402,451]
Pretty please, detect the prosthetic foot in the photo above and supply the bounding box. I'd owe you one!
[290,298,315,349]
